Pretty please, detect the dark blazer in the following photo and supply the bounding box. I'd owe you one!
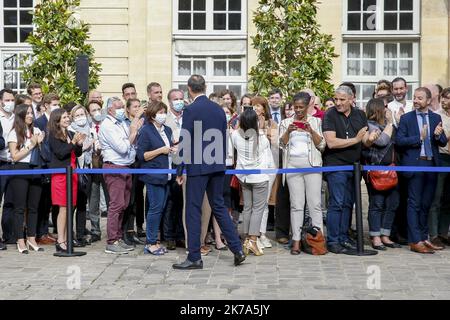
[48,131,82,169]
[137,122,173,185]
[178,95,227,177]
[396,110,447,171]
[34,114,48,132]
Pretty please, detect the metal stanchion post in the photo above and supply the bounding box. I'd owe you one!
[344,163,377,256]
[54,166,86,257]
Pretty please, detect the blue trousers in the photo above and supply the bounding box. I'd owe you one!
[185,172,242,262]
[325,171,355,245]
[145,183,169,245]
[406,160,438,243]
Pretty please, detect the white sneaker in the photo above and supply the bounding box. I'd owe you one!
[260,234,272,248]
[256,238,265,253]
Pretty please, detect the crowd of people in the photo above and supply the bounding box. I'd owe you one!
[0,75,449,261]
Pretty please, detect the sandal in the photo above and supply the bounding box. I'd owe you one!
[215,244,228,251]
[144,246,165,256]
[290,241,301,255]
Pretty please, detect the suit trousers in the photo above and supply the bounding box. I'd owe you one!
[406,160,438,243]
[185,172,242,262]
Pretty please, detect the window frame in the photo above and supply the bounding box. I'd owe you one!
[0,0,34,45]
[342,0,420,35]
[0,48,32,94]
[173,0,247,36]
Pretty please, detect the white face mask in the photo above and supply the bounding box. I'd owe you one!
[50,105,60,112]
[3,101,14,113]
[115,108,126,122]
[93,111,103,122]
[154,113,167,125]
[172,100,184,112]
[74,116,87,127]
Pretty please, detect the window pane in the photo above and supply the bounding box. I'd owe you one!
[4,28,17,42]
[179,0,191,10]
[228,13,241,30]
[193,60,206,75]
[399,60,413,76]
[363,13,376,31]
[214,13,226,30]
[384,13,397,30]
[178,61,191,76]
[362,61,376,75]
[20,0,32,6]
[213,85,227,93]
[20,10,32,25]
[400,43,412,58]
[4,0,17,7]
[384,60,397,76]
[214,61,227,76]
[400,0,413,10]
[229,85,242,98]
[348,0,361,11]
[363,0,376,11]
[178,13,191,30]
[347,43,360,58]
[348,13,361,30]
[229,61,241,76]
[214,0,226,10]
[399,13,413,30]
[384,43,397,58]
[193,0,205,10]
[4,10,17,25]
[229,0,241,11]
[362,84,375,100]
[19,27,32,42]
[363,43,375,58]
[193,13,206,29]
[4,72,18,90]
[3,53,18,70]
[347,60,361,76]
[384,0,397,10]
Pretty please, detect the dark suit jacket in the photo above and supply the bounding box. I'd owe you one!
[48,131,83,169]
[34,114,48,132]
[396,110,447,170]
[178,95,227,177]
[137,122,173,185]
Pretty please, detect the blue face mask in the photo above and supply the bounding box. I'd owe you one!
[172,100,184,112]
[115,108,126,122]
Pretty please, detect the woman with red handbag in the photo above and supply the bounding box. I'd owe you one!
[363,98,401,251]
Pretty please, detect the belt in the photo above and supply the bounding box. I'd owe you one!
[419,156,433,161]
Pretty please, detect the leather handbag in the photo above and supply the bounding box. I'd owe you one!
[29,146,43,168]
[367,148,398,191]
[230,175,240,189]
[301,226,328,255]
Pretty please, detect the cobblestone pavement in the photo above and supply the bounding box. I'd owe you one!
[0,225,450,300]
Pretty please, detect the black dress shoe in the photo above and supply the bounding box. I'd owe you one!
[90,234,101,243]
[172,259,203,270]
[123,233,137,247]
[328,243,345,254]
[371,244,387,251]
[167,240,176,250]
[340,241,357,250]
[382,242,401,248]
[234,251,245,266]
[73,239,86,247]
[0,241,7,250]
[131,234,145,245]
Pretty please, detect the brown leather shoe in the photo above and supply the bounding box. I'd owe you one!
[410,242,434,254]
[36,235,56,245]
[424,239,444,251]
[277,237,289,245]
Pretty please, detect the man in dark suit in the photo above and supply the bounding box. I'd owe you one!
[396,87,448,254]
[173,75,245,270]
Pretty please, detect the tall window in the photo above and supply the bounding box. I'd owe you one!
[173,55,246,98]
[2,0,34,43]
[174,0,245,33]
[343,0,419,108]
[1,51,30,93]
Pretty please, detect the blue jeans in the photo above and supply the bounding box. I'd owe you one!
[367,184,399,237]
[145,183,169,245]
[325,171,355,245]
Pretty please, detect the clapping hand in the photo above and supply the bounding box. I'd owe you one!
[368,129,381,143]
[434,122,444,136]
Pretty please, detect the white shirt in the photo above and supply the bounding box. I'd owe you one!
[8,127,42,163]
[289,131,309,158]
[154,123,172,180]
[98,115,136,166]
[231,130,271,184]
[388,99,413,127]
[0,112,14,162]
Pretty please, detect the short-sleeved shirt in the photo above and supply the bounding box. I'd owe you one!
[8,127,42,163]
[322,107,368,166]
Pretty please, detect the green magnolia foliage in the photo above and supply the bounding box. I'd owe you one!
[22,0,101,104]
[249,0,338,101]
